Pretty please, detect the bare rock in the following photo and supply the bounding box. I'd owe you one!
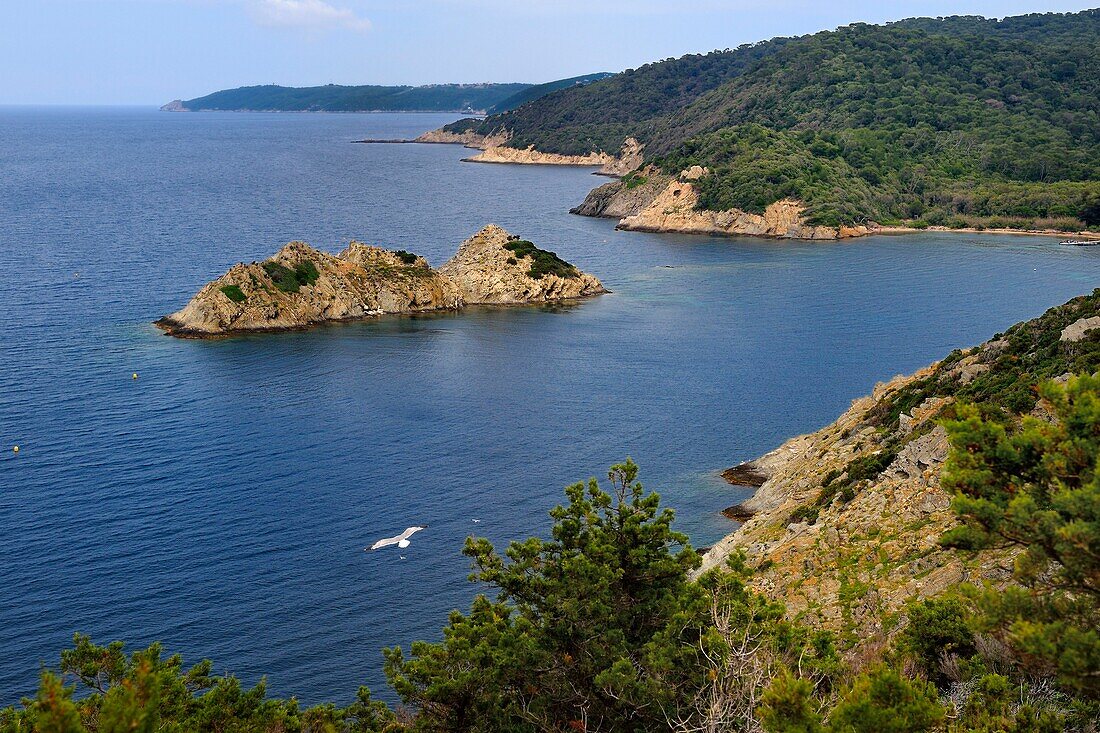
[1060,316,1100,342]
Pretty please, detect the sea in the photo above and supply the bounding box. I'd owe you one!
[1,107,1098,705]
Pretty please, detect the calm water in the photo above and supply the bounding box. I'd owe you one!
[1,107,1098,705]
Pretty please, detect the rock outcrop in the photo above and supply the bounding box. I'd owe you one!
[438,225,604,304]
[157,226,605,337]
[464,137,644,175]
[416,126,644,176]
[414,129,509,148]
[570,170,674,219]
[572,171,871,240]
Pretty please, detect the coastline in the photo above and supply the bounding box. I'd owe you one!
[873,224,1100,240]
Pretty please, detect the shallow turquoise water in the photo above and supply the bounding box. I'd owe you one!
[1,107,1098,704]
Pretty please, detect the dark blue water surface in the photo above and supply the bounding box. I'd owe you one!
[2,107,1099,705]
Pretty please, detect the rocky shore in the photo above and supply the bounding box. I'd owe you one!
[572,167,871,240]
[696,297,1100,655]
[413,127,644,176]
[698,361,999,653]
[157,225,605,337]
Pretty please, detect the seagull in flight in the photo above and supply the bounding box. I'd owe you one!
[367,526,425,551]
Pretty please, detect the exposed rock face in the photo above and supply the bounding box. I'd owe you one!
[700,340,1022,657]
[438,225,605,304]
[414,129,509,148]
[573,176,870,240]
[596,137,645,176]
[465,145,618,167]
[1060,315,1100,342]
[570,171,674,219]
[616,181,869,240]
[160,99,186,112]
[157,226,605,337]
[417,126,644,175]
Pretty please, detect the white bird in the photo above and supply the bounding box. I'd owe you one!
[367,526,425,551]
[472,519,482,523]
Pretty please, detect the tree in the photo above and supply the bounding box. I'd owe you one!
[385,459,708,731]
[941,374,1100,698]
[0,634,395,733]
[827,667,944,733]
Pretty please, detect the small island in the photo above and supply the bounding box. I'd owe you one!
[156,225,605,337]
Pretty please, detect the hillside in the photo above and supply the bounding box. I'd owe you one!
[445,10,1100,232]
[485,72,614,114]
[165,83,528,113]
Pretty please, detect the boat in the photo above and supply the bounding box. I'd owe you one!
[1060,239,1100,246]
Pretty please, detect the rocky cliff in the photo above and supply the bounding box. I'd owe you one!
[700,291,1100,655]
[438,225,604,304]
[157,225,605,337]
[573,169,870,240]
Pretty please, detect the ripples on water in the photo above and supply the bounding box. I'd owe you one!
[1,107,1098,704]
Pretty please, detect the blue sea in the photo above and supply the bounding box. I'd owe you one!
[1,107,1098,705]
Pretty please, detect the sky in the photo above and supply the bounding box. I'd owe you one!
[1,0,1096,105]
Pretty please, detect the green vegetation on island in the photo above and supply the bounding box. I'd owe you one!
[261,259,320,294]
[450,10,1100,230]
[503,238,579,280]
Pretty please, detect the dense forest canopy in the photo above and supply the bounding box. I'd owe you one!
[449,10,1100,229]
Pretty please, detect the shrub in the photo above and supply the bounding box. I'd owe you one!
[261,260,320,293]
[219,285,246,303]
[900,598,975,682]
[393,250,418,265]
[829,666,945,732]
[502,239,578,279]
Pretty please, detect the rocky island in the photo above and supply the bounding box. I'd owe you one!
[156,225,605,337]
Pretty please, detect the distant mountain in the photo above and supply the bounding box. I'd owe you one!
[486,73,614,114]
[163,75,615,115]
[445,10,1100,231]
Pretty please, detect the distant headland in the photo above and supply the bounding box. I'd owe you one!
[161,74,613,115]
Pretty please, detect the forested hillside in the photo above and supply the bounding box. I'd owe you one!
[175,82,526,113]
[485,72,614,114]
[449,10,1100,229]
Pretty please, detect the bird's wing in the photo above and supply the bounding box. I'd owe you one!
[368,536,400,551]
[398,526,425,541]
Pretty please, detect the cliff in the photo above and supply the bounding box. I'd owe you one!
[573,169,870,240]
[700,290,1100,654]
[156,225,605,337]
[437,225,604,304]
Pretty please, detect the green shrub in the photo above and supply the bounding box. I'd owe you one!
[901,598,975,682]
[295,259,319,286]
[261,259,320,293]
[829,666,944,733]
[503,239,578,279]
[219,285,246,303]
[393,250,418,265]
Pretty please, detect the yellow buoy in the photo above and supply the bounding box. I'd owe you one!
[132,373,138,380]
[12,446,19,453]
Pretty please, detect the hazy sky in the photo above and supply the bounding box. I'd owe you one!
[2,0,1096,105]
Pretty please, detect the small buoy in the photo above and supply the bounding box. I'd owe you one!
[132,373,138,380]
[12,446,19,453]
